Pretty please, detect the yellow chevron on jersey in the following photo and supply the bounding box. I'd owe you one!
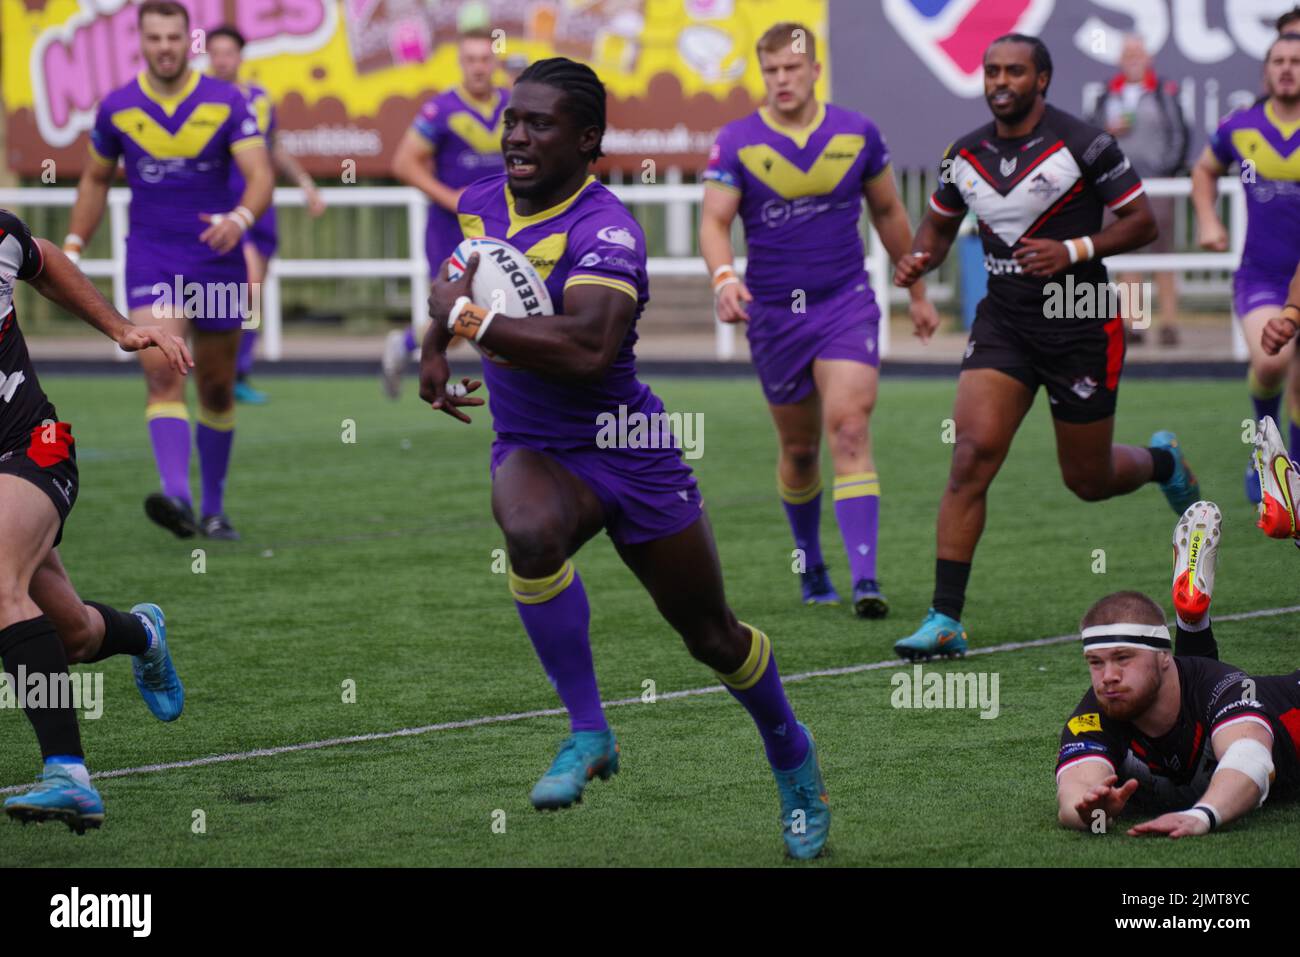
[446,111,504,156]
[737,134,867,199]
[250,91,272,135]
[505,176,596,238]
[521,233,567,280]
[111,103,232,159]
[459,213,486,239]
[1231,129,1300,181]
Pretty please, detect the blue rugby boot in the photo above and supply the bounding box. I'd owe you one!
[4,764,104,834]
[1245,457,1262,505]
[800,564,840,606]
[529,729,619,810]
[894,607,968,660]
[852,578,889,619]
[773,723,830,860]
[130,603,184,722]
[1150,430,1201,515]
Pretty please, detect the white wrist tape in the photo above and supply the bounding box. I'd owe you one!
[712,263,736,279]
[1183,806,1213,829]
[63,233,85,250]
[1066,237,1096,265]
[1214,736,1274,806]
[447,295,472,334]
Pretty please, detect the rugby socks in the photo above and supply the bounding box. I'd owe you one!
[195,406,235,518]
[833,471,880,581]
[779,475,825,570]
[1249,368,1282,427]
[236,329,258,379]
[402,327,419,354]
[1174,615,1218,660]
[82,602,151,662]
[145,402,192,503]
[1147,447,1175,484]
[932,558,972,621]
[510,561,606,732]
[0,616,83,761]
[718,624,808,771]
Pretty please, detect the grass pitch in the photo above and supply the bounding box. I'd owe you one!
[1,373,1297,867]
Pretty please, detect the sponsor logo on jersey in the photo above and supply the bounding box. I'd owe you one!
[596,225,637,250]
[578,252,602,268]
[1069,712,1102,735]
[0,369,26,404]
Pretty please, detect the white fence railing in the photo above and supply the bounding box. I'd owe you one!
[0,177,1248,362]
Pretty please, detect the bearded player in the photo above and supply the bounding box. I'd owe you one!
[1,210,189,832]
[700,22,940,617]
[1193,33,1300,504]
[1057,503,1300,837]
[206,24,328,406]
[383,28,508,399]
[65,1,273,541]
[420,58,830,859]
[893,35,1199,660]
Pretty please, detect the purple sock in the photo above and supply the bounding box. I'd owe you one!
[237,329,258,378]
[720,625,808,771]
[833,472,880,581]
[403,327,418,354]
[779,477,824,569]
[195,408,235,518]
[1249,370,1282,425]
[146,407,191,503]
[511,562,606,732]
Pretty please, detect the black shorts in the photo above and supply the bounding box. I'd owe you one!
[961,300,1126,425]
[0,422,78,547]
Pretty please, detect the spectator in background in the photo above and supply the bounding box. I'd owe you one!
[1091,35,1189,347]
[1280,6,1300,33]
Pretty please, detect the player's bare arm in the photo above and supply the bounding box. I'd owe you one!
[392,130,462,213]
[1057,765,1140,831]
[1191,146,1230,251]
[894,209,961,288]
[1129,722,1275,838]
[1014,193,1157,278]
[28,239,192,376]
[200,143,273,255]
[272,136,326,218]
[865,166,939,341]
[63,153,116,262]
[1262,260,1300,355]
[699,184,752,324]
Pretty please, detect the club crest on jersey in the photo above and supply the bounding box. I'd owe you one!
[596,225,637,251]
[1000,156,1017,177]
[882,0,1056,98]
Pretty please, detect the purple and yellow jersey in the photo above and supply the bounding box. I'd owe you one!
[702,103,891,303]
[1209,100,1300,276]
[227,81,277,240]
[412,87,509,268]
[457,174,658,445]
[89,71,264,250]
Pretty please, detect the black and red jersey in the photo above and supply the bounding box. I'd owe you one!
[929,104,1147,317]
[1057,656,1300,799]
[0,208,60,455]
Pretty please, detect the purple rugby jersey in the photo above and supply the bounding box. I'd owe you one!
[227,80,278,256]
[412,87,509,271]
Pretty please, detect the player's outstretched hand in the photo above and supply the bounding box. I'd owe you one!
[1013,238,1070,277]
[893,251,930,288]
[1262,315,1299,356]
[1127,810,1212,839]
[909,297,941,345]
[418,346,483,424]
[1198,219,1229,252]
[1073,774,1139,826]
[715,278,752,324]
[198,213,245,255]
[116,325,194,376]
[428,255,478,327]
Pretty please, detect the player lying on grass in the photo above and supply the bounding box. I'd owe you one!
[419,58,830,859]
[1056,501,1299,837]
[1,210,188,833]
[892,34,1199,662]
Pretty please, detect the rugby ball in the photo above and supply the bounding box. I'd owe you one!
[448,237,553,366]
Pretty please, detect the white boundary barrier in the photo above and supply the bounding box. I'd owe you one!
[0,177,1247,362]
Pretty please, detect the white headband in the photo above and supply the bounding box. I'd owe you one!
[1081,622,1171,651]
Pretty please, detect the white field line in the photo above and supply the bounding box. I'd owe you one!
[4,604,1298,795]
